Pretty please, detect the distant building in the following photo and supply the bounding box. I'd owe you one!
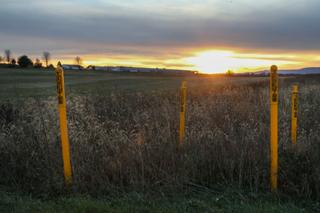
[87,65,198,75]
[62,64,83,70]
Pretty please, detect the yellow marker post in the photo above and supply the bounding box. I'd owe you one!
[270,65,278,192]
[55,63,72,185]
[179,81,187,145]
[291,84,298,145]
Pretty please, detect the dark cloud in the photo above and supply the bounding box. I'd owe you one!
[0,0,320,59]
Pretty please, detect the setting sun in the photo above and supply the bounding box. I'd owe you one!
[2,0,320,210]
[184,50,297,74]
[50,49,319,74]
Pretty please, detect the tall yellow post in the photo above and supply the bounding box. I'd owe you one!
[179,81,187,145]
[291,84,298,145]
[55,63,72,185]
[270,65,278,192]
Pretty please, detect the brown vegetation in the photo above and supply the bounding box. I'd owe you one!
[0,76,319,199]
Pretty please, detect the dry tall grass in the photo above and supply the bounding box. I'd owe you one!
[0,76,319,199]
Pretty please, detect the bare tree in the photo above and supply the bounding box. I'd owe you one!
[5,49,11,63]
[43,52,50,67]
[34,58,42,68]
[75,56,82,66]
[11,58,16,65]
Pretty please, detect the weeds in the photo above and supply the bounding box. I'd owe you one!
[0,76,319,199]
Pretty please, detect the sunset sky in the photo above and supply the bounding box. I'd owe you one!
[1,0,320,73]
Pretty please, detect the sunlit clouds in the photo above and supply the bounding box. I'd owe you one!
[68,49,319,74]
[184,50,298,73]
[1,0,320,73]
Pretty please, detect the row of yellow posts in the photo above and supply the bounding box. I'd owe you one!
[55,64,298,191]
[269,65,299,191]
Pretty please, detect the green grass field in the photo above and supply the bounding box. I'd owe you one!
[0,68,186,99]
[1,68,320,212]
[0,68,268,99]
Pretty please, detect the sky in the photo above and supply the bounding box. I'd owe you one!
[0,0,320,73]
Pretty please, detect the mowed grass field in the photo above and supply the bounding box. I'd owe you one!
[0,68,187,99]
[1,68,320,212]
[0,67,267,99]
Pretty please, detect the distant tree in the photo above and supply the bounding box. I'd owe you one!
[48,64,55,69]
[87,65,95,70]
[226,70,234,76]
[18,55,33,68]
[5,49,11,63]
[11,59,16,65]
[34,58,42,68]
[75,56,82,66]
[0,56,3,63]
[43,52,50,67]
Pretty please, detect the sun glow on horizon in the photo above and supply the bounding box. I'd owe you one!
[184,50,298,74]
[49,49,320,74]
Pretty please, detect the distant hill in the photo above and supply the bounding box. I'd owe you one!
[239,67,320,76]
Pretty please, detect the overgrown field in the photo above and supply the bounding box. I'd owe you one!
[0,68,320,211]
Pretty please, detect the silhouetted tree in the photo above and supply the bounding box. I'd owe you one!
[34,58,42,68]
[18,55,33,68]
[5,50,11,63]
[87,65,95,70]
[11,59,16,65]
[226,70,234,76]
[75,56,82,66]
[48,64,55,69]
[43,52,50,67]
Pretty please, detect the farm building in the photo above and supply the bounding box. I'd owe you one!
[87,65,198,75]
[62,64,83,70]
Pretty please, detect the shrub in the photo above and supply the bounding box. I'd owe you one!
[18,55,33,68]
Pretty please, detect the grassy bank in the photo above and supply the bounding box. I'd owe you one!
[1,189,318,212]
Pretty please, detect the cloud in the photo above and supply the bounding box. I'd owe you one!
[0,0,320,63]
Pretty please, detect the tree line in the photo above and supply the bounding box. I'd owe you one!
[0,49,83,69]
